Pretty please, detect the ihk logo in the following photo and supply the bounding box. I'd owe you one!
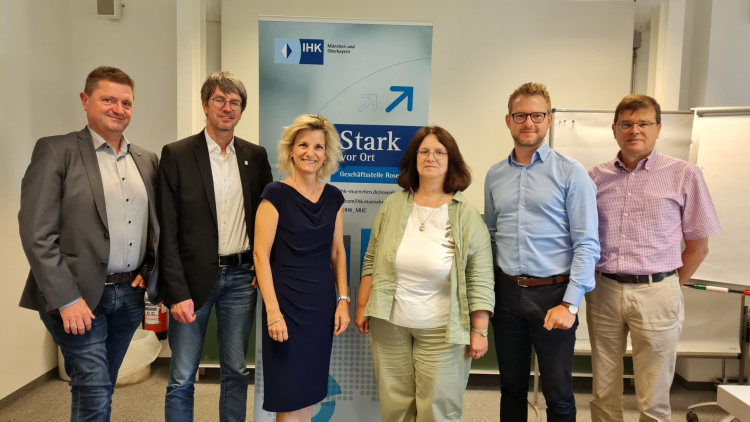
[274,38,324,65]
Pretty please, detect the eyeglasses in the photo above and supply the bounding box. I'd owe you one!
[210,97,242,111]
[418,149,449,160]
[615,120,657,131]
[511,112,548,124]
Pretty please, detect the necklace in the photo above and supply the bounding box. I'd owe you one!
[415,191,445,232]
[293,178,318,201]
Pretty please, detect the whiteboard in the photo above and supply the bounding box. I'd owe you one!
[549,107,741,358]
[550,109,694,171]
[690,107,750,287]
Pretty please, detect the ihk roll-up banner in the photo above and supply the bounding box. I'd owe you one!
[255,17,433,421]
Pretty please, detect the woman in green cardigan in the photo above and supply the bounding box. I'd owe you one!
[354,126,495,422]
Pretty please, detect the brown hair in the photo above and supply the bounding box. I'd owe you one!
[84,66,134,95]
[508,82,551,114]
[200,71,248,112]
[614,94,662,124]
[397,126,471,193]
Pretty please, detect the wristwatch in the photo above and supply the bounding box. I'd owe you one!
[562,302,579,315]
[337,295,351,303]
[471,327,488,337]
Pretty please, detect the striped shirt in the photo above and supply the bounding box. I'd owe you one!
[588,150,722,274]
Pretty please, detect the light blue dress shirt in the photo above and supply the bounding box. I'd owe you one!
[484,142,600,306]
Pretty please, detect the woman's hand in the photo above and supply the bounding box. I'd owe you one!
[354,306,369,334]
[267,311,288,342]
[468,331,488,359]
[334,301,350,335]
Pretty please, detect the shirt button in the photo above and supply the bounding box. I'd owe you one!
[129,243,132,246]
[521,265,525,268]
[520,245,524,249]
[122,177,125,180]
[126,199,129,202]
[521,187,526,190]
[128,221,132,224]
[127,264,130,267]
[622,234,626,238]
[519,226,524,229]
[624,213,628,216]
[520,206,524,209]
[627,192,632,196]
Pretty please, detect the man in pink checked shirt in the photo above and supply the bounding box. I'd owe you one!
[587,94,723,422]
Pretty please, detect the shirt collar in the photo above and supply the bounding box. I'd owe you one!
[89,126,129,155]
[205,128,235,154]
[507,141,550,167]
[614,148,659,172]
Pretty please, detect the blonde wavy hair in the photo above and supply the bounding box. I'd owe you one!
[508,82,552,114]
[278,114,343,179]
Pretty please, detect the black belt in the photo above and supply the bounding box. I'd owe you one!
[599,270,677,284]
[105,272,137,284]
[218,250,252,267]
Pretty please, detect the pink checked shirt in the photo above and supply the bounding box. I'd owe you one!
[588,150,722,275]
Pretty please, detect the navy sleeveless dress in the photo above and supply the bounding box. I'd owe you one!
[260,181,345,412]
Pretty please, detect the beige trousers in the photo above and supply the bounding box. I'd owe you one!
[368,317,472,422]
[587,272,684,422]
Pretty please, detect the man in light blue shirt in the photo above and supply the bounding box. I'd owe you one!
[484,82,600,422]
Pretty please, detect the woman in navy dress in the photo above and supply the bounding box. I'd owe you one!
[253,114,350,421]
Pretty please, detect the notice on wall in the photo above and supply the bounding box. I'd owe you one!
[255,17,433,421]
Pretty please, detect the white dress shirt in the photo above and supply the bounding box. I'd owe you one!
[90,127,148,273]
[205,129,250,255]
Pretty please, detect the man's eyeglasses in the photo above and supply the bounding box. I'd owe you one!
[210,97,242,111]
[615,121,657,131]
[511,112,548,124]
[417,149,449,160]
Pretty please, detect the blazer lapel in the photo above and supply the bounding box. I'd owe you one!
[77,127,108,229]
[235,143,255,213]
[193,132,218,225]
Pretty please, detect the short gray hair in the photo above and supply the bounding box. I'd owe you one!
[200,71,248,111]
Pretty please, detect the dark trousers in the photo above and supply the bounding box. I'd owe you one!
[492,270,578,422]
[40,283,146,422]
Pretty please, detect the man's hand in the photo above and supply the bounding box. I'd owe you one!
[468,332,489,359]
[250,265,258,288]
[60,299,96,335]
[171,299,196,324]
[543,304,576,330]
[130,274,146,289]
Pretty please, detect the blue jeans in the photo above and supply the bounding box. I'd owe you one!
[492,269,578,422]
[165,264,257,422]
[40,283,146,422]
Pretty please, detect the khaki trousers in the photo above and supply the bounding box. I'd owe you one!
[587,272,684,422]
[369,317,472,422]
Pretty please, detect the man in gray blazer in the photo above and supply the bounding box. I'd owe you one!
[18,66,159,422]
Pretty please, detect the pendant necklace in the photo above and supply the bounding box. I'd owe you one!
[416,191,445,231]
[294,178,318,201]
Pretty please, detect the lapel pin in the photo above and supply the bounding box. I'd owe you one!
[245,161,248,166]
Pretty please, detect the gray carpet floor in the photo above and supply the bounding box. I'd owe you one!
[0,361,735,421]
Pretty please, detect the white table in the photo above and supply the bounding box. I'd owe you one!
[718,385,750,422]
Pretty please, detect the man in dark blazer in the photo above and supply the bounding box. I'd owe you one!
[18,66,159,422]
[159,71,272,422]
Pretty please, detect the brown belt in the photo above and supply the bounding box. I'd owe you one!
[500,269,570,287]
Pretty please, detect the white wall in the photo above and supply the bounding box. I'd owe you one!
[0,0,176,400]
[221,0,635,206]
[704,0,750,107]
[634,30,651,94]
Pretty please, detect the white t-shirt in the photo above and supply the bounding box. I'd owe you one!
[390,202,453,329]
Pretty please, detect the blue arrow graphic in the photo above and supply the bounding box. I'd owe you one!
[385,86,414,113]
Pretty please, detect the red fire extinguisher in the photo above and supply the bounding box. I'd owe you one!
[144,294,169,340]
